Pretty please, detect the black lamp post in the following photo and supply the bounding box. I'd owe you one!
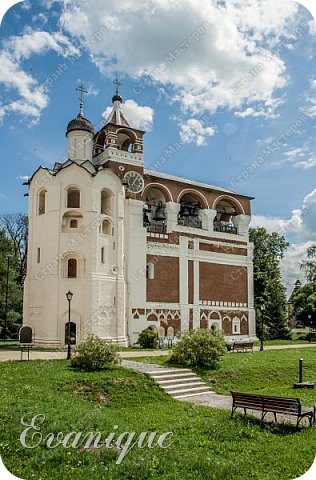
[3,255,12,343]
[66,291,73,360]
[260,303,266,351]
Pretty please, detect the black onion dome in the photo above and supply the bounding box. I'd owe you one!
[66,113,94,135]
[112,94,123,103]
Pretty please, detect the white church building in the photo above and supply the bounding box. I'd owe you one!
[23,85,256,347]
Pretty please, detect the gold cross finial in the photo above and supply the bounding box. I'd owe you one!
[76,84,88,116]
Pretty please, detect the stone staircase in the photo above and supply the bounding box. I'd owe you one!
[147,368,212,399]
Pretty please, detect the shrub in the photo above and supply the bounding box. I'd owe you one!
[71,335,120,371]
[170,329,227,369]
[138,329,158,349]
[306,330,316,343]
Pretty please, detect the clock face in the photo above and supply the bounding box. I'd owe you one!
[124,171,144,193]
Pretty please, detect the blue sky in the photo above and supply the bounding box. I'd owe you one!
[0,0,315,291]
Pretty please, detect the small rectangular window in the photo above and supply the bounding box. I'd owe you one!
[101,247,105,263]
[37,248,41,264]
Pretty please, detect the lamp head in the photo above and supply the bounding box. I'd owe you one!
[66,291,73,301]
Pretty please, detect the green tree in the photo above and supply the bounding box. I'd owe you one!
[301,244,316,283]
[0,213,28,286]
[291,283,316,328]
[0,230,23,340]
[249,227,291,340]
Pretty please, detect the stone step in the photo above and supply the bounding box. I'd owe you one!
[173,390,213,399]
[167,385,212,396]
[158,377,201,385]
[149,372,198,381]
[162,381,207,391]
[147,369,192,376]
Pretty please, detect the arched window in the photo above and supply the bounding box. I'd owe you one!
[38,190,47,215]
[67,188,80,208]
[70,219,78,229]
[232,317,241,334]
[101,219,112,235]
[101,189,113,215]
[67,258,77,278]
[167,326,174,338]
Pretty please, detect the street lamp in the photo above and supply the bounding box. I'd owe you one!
[66,291,73,360]
[260,303,266,351]
[3,255,12,343]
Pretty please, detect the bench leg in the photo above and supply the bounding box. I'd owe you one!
[274,413,277,423]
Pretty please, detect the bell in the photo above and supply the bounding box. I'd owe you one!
[153,201,166,222]
[180,205,190,217]
[191,203,200,217]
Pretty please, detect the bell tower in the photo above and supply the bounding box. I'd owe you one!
[92,80,145,168]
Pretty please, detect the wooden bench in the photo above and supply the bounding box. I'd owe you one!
[232,342,254,352]
[231,391,316,428]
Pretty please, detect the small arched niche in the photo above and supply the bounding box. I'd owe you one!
[38,189,47,215]
[101,189,113,215]
[101,218,113,236]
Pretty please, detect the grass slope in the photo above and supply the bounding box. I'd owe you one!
[0,356,315,480]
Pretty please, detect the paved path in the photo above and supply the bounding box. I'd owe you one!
[0,343,315,362]
[0,349,171,362]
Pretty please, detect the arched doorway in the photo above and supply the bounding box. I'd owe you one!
[65,322,77,345]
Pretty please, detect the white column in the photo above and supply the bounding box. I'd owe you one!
[179,236,189,330]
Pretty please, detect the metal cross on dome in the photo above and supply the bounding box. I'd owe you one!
[76,84,88,115]
[113,78,121,95]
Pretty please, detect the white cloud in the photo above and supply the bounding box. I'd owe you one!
[252,189,316,292]
[17,175,29,182]
[4,29,79,61]
[0,29,79,124]
[293,155,316,170]
[308,19,316,36]
[252,189,316,240]
[103,99,154,131]
[59,0,299,119]
[281,242,313,295]
[179,118,216,146]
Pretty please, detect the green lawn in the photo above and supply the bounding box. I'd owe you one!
[133,348,316,406]
[0,354,316,480]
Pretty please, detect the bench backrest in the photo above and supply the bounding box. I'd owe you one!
[231,392,263,409]
[262,395,301,414]
[232,392,301,414]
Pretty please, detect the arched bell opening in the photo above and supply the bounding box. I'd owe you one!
[93,131,106,156]
[178,192,204,229]
[213,199,240,235]
[143,187,168,234]
[117,129,136,152]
